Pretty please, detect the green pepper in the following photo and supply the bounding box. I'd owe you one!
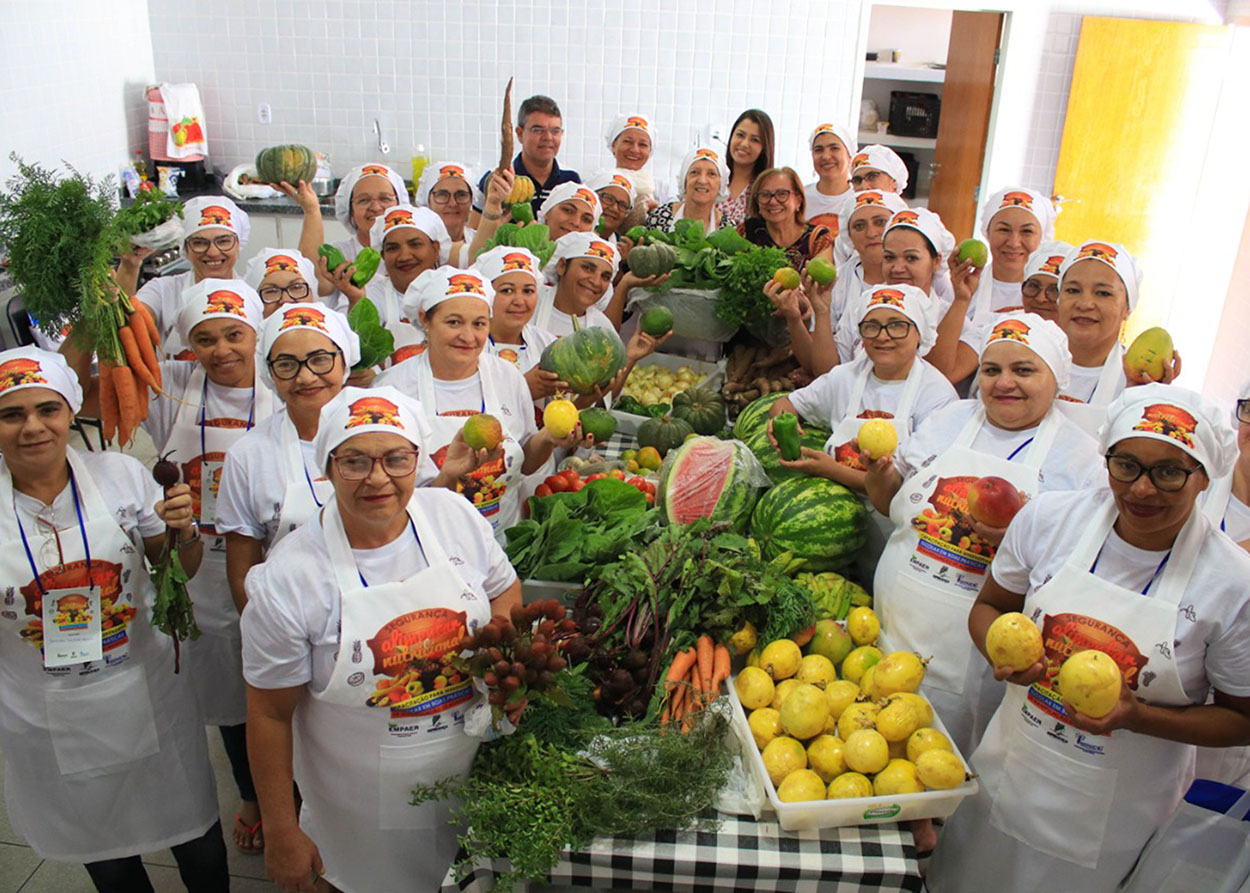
[773,412,801,461]
[625,225,647,243]
[510,202,534,224]
[318,243,347,271]
[350,247,381,288]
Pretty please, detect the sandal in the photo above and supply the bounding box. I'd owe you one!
[233,812,264,854]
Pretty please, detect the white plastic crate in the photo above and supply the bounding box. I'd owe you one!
[609,352,726,437]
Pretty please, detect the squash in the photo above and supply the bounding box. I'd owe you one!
[672,387,726,435]
[636,414,695,458]
[626,243,677,278]
[538,326,627,395]
[255,145,317,185]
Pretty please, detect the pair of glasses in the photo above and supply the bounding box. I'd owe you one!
[758,189,793,205]
[258,281,312,304]
[598,193,631,212]
[526,125,564,137]
[1105,453,1204,492]
[430,189,472,206]
[851,172,888,189]
[1022,279,1060,301]
[858,320,915,340]
[352,194,394,208]
[186,234,238,254]
[1236,399,1250,424]
[331,449,420,481]
[268,350,341,380]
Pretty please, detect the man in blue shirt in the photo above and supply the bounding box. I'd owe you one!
[474,95,580,223]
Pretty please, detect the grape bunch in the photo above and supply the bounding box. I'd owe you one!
[458,599,579,721]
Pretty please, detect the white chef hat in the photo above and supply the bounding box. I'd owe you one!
[854,283,939,353]
[849,145,909,192]
[1058,239,1142,312]
[243,248,317,292]
[334,163,408,230]
[1023,241,1074,281]
[979,311,1071,389]
[313,386,427,471]
[838,190,909,242]
[0,346,83,413]
[176,278,263,344]
[605,113,656,150]
[884,207,955,269]
[678,144,730,202]
[414,160,482,211]
[809,122,858,156]
[401,267,494,322]
[368,205,452,266]
[180,196,250,249]
[538,182,602,225]
[542,232,620,281]
[472,245,541,287]
[1101,383,1238,479]
[257,302,361,389]
[980,187,1057,241]
[585,169,638,206]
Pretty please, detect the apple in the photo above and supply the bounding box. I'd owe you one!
[966,475,1024,527]
[808,619,854,667]
[957,238,989,269]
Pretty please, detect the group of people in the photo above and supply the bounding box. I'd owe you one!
[0,90,1246,893]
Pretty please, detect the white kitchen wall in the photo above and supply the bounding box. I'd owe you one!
[866,5,953,65]
[1016,11,1082,192]
[147,0,864,191]
[0,0,155,183]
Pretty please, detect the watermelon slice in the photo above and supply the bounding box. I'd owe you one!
[660,436,761,530]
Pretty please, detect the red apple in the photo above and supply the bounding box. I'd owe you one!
[967,476,1024,527]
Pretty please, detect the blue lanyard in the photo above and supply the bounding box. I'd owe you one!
[303,465,324,508]
[1089,545,1171,595]
[15,465,92,595]
[355,516,424,587]
[1005,437,1034,462]
[198,376,256,458]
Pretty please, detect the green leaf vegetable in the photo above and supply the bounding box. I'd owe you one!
[113,186,181,239]
[483,222,556,267]
[714,245,790,328]
[346,297,395,369]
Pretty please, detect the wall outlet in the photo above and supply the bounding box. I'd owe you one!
[257,103,272,125]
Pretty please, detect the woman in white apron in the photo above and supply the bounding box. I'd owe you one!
[770,284,957,565]
[140,279,277,854]
[132,195,250,360]
[475,246,561,398]
[415,160,481,267]
[532,232,621,337]
[0,347,226,890]
[864,312,1103,755]
[644,143,727,235]
[241,386,522,893]
[588,168,638,250]
[929,383,1250,892]
[803,122,857,238]
[374,267,581,541]
[244,247,318,319]
[1014,240,1072,322]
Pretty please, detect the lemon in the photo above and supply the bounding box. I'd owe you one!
[734,666,775,710]
[844,729,890,775]
[777,768,827,802]
[806,735,847,782]
[824,680,861,720]
[845,607,880,646]
[873,758,925,796]
[761,736,807,787]
[748,707,783,750]
[796,654,837,689]
[779,683,830,740]
[1058,650,1122,719]
[886,692,934,728]
[906,727,953,763]
[837,701,880,739]
[828,771,874,799]
[873,651,927,696]
[915,750,967,790]
[858,418,899,460]
[840,645,884,685]
[759,639,803,681]
[876,698,923,743]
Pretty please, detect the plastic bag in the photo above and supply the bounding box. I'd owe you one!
[129,217,184,251]
[627,286,739,343]
[657,436,771,529]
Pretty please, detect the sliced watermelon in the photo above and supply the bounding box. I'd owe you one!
[660,436,761,530]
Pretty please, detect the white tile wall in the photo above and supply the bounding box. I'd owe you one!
[0,0,155,183]
[147,0,864,189]
[1016,10,1082,193]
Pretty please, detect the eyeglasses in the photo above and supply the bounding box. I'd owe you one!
[1237,399,1250,424]
[330,448,420,481]
[858,319,915,340]
[758,189,793,206]
[851,171,888,189]
[1022,279,1060,301]
[258,281,312,304]
[186,234,238,254]
[430,189,473,206]
[352,194,395,208]
[598,193,631,212]
[1105,452,1204,492]
[268,349,341,380]
[525,125,564,137]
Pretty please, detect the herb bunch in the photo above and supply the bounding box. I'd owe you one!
[714,245,790,328]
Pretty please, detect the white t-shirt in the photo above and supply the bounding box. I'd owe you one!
[1060,361,1127,405]
[136,270,196,345]
[487,325,557,375]
[240,488,516,692]
[992,488,1250,701]
[789,356,958,432]
[143,361,266,453]
[531,290,615,339]
[804,184,853,236]
[894,400,1104,492]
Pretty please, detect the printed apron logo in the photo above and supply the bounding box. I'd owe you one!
[1027,612,1149,725]
[911,475,995,573]
[18,559,132,655]
[364,607,472,719]
[432,413,508,516]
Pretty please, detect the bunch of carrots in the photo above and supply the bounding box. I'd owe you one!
[98,289,163,447]
[661,635,731,733]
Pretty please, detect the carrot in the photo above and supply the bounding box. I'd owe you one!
[118,325,158,390]
[691,662,706,712]
[711,643,731,695]
[127,311,162,390]
[665,648,698,699]
[112,364,141,447]
[135,368,150,419]
[696,635,714,695]
[133,302,161,350]
[97,362,118,443]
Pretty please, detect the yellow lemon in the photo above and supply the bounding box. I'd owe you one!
[796,654,837,689]
[759,639,803,681]
[734,666,775,711]
[806,735,848,782]
[777,768,827,802]
[761,736,807,787]
[828,771,874,799]
[845,607,880,646]
[844,729,890,775]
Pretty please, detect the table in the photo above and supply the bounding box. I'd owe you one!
[439,811,923,891]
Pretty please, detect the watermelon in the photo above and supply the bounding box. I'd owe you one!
[539,326,627,394]
[745,424,832,484]
[660,436,761,530]
[733,392,792,441]
[750,477,867,571]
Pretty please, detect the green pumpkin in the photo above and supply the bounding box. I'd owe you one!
[671,387,726,436]
[255,145,317,185]
[636,415,694,458]
[578,407,618,442]
[538,326,627,395]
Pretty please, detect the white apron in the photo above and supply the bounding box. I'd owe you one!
[296,498,490,893]
[1056,345,1124,438]
[380,279,427,367]
[411,353,526,539]
[928,496,1199,892]
[163,366,275,725]
[0,450,217,862]
[270,412,333,549]
[873,405,1062,754]
[489,330,552,503]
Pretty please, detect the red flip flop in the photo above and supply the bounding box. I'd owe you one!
[233,812,264,854]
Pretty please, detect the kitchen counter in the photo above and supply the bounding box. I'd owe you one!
[120,182,338,217]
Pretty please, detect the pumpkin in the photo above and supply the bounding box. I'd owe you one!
[671,387,726,435]
[627,242,677,278]
[255,145,317,185]
[636,414,694,458]
[538,326,627,395]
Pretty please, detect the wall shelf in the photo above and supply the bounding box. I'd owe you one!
[864,62,946,83]
[857,131,937,151]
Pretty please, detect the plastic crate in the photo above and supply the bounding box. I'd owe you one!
[609,353,726,437]
[888,91,941,139]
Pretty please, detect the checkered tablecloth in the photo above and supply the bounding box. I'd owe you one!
[439,811,922,891]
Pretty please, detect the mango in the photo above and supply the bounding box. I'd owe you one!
[1125,326,1174,382]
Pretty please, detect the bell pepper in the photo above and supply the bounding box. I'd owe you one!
[773,412,802,461]
[510,201,534,224]
[350,247,381,288]
[318,243,347,271]
[625,225,647,243]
